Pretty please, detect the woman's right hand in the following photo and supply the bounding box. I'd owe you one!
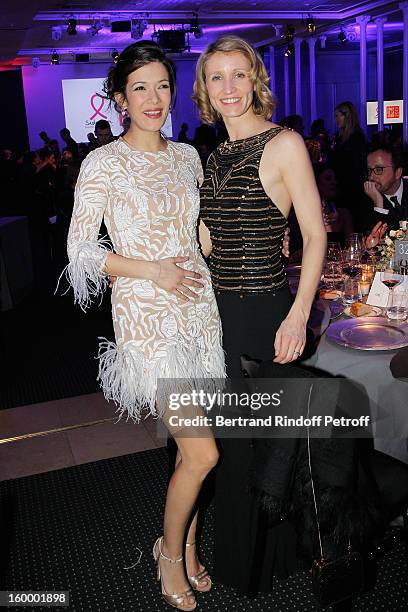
[153,257,204,302]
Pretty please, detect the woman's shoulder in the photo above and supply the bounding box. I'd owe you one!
[81,141,118,167]
[264,125,306,157]
[171,140,199,158]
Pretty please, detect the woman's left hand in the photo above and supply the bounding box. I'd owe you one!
[282,228,290,257]
[273,312,307,363]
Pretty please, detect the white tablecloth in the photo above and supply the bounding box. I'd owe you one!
[304,325,408,464]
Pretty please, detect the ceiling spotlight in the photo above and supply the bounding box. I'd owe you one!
[338,27,347,44]
[345,27,357,42]
[131,16,149,40]
[284,43,295,57]
[67,15,77,36]
[51,26,62,41]
[306,15,316,34]
[189,12,203,39]
[111,49,119,64]
[87,19,104,37]
[51,49,60,65]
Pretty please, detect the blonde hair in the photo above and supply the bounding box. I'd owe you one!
[193,35,276,125]
[335,101,361,143]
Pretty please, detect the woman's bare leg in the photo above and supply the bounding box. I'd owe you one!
[173,451,210,589]
[159,436,218,605]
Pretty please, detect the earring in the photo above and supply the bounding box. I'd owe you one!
[121,107,128,117]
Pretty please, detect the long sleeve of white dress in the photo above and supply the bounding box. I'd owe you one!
[64,139,225,421]
[66,150,112,310]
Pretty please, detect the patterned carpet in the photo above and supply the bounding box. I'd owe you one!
[0,291,113,410]
[0,447,407,612]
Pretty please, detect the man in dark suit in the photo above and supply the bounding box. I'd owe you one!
[362,142,407,231]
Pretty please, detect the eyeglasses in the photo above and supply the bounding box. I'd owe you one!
[366,165,393,176]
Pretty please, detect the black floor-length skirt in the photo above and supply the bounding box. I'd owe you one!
[214,287,298,594]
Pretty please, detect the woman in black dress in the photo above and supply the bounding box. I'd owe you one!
[328,101,367,214]
[193,36,327,594]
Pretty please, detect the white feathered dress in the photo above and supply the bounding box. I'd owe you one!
[66,138,225,421]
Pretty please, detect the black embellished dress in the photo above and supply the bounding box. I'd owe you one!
[200,127,297,594]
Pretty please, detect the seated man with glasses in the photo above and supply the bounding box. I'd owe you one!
[362,141,407,231]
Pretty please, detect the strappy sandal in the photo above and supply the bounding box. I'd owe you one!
[152,536,197,611]
[185,541,212,593]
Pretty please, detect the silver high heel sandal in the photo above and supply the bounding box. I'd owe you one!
[185,541,212,593]
[152,536,197,611]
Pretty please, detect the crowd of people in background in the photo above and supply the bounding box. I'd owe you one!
[0,100,407,290]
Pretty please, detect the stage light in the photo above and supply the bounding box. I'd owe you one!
[67,15,77,36]
[284,43,294,57]
[32,57,40,68]
[87,19,104,37]
[338,28,347,44]
[345,27,357,42]
[189,12,203,39]
[51,26,62,41]
[306,16,316,34]
[111,49,119,64]
[131,16,149,40]
[51,49,60,65]
[157,30,186,53]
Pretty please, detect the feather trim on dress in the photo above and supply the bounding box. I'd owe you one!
[63,237,112,311]
[97,337,226,423]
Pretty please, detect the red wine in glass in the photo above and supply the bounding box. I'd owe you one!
[342,264,360,278]
[381,278,401,289]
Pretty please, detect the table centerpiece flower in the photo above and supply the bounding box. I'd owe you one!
[376,221,408,269]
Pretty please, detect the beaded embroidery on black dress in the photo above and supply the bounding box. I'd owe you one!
[200,127,287,295]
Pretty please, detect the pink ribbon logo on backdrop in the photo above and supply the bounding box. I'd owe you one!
[90,94,108,120]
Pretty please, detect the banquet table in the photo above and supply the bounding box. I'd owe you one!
[0,216,34,311]
[303,312,408,464]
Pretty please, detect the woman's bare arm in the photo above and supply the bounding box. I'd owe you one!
[263,130,327,363]
[198,220,212,257]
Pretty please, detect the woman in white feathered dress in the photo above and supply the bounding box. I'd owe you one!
[66,41,225,611]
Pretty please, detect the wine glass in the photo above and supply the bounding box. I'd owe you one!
[386,287,408,321]
[327,242,342,263]
[345,233,362,256]
[380,260,402,313]
[341,247,361,278]
[365,234,379,262]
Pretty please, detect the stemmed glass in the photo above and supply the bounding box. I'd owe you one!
[327,241,342,263]
[380,260,402,290]
[365,234,380,264]
[380,259,403,316]
[345,233,362,252]
[324,242,343,289]
[341,246,361,278]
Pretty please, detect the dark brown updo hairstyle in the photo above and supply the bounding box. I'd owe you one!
[103,41,176,111]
